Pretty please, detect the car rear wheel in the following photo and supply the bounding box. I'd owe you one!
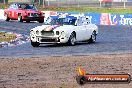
[18,15,23,22]
[68,33,76,46]
[4,13,10,21]
[89,31,96,43]
[31,41,40,47]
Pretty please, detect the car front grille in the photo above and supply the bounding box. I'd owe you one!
[41,38,57,42]
[31,13,39,17]
[41,31,54,36]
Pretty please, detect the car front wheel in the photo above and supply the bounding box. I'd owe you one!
[18,15,23,22]
[4,13,10,21]
[68,33,76,46]
[89,31,96,43]
[31,41,40,47]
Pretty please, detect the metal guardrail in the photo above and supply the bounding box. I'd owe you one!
[43,0,132,8]
[31,0,132,8]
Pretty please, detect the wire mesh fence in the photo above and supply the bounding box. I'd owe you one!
[43,0,132,8]
[0,0,132,8]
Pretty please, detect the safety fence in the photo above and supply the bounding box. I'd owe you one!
[1,0,132,8]
[42,0,132,8]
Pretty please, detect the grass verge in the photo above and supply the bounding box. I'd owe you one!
[38,6,132,14]
[0,32,16,42]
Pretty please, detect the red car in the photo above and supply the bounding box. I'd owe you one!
[4,3,44,23]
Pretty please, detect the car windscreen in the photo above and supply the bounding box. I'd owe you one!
[47,16,77,25]
[18,4,37,10]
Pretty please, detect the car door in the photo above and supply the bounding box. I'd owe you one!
[7,4,14,18]
[11,4,19,19]
[82,17,93,40]
[13,4,19,19]
[8,4,16,19]
[75,17,87,41]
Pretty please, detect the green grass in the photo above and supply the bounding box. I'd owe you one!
[0,32,16,42]
[1,3,132,14]
[39,6,132,14]
[30,4,132,14]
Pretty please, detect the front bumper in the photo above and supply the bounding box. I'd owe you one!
[22,16,44,21]
[39,37,60,44]
[31,36,69,44]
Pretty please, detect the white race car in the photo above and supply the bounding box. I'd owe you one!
[30,15,98,47]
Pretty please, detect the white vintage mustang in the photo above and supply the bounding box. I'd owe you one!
[30,15,98,47]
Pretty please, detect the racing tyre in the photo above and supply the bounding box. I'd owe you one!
[68,33,76,46]
[89,31,96,43]
[76,76,87,85]
[31,41,40,47]
[4,13,10,21]
[18,15,23,22]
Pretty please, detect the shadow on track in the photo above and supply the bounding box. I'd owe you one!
[36,42,99,48]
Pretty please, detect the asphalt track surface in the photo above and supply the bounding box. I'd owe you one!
[0,20,132,57]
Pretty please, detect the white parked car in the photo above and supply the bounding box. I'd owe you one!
[30,15,98,47]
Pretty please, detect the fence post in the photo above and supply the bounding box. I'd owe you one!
[43,0,45,8]
[124,1,126,9]
[77,0,79,7]
[3,0,8,4]
[67,0,69,7]
[100,1,102,8]
[57,0,59,7]
[47,0,50,6]
[39,0,40,5]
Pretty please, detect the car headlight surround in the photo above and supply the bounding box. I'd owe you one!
[24,12,27,16]
[27,13,30,16]
[36,30,39,35]
[56,31,59,35]
[30,30,35,37]
[61,31,66,37]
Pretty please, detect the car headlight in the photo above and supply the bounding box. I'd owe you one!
[24,12,27,16]
[27,13,30,16]
[36,30,39,35]
[56,31,59,35]
[61,31,66,37]
[30,30,35,37]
